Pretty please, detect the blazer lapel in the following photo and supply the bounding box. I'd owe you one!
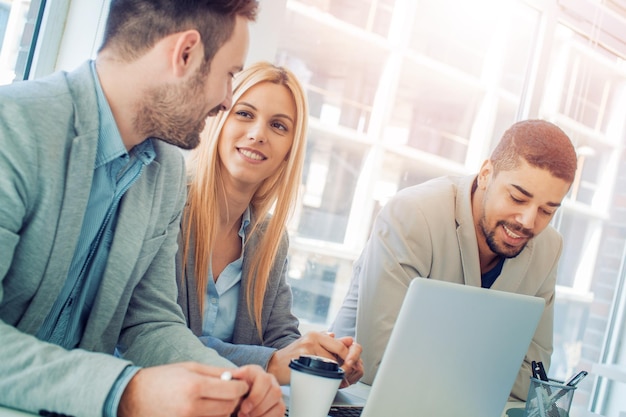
[492,241,533,292]
[183,231,204,336]
[18,63,99,334]
[81,160,160,347]
[234,248,254,344]
[233,214,259,345]
[19,137,96,333]
[456,175,482,288]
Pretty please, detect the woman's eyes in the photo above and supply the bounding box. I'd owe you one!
[234,110,290,132]
[235,110,252,118]
[271,121,288,131]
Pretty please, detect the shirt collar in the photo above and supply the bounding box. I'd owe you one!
[239,206,251,239]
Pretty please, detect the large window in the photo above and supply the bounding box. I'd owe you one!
[0,0,44,84]
[261,1,626,416]
[0,0,73,84]
[4,0,626,415]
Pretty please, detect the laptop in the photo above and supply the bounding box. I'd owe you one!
[286,278,545,417]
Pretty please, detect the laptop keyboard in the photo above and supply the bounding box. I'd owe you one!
[328,406,364,416]
[284,406,363,417]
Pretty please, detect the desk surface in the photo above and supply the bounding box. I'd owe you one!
[282,382,527,417]
[1,388,602,417]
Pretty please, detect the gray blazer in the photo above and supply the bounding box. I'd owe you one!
[177,214,301,369]
[0,62,231,417]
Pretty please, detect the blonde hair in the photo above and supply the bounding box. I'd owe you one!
[182,61,308,337]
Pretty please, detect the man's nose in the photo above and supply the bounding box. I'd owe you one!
[515,206,537,230]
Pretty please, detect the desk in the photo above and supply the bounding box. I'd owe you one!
[283,383,527,417]
[0,393,603,417]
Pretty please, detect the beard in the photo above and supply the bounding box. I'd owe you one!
[479,218,534,259]
[133,67,221,150]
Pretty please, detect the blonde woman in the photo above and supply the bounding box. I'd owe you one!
[177,61,363,387]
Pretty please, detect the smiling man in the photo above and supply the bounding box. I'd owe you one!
[331,119,578,402]
[0,2,286,417]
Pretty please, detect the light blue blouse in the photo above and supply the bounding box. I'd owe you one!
[202,207,251,341]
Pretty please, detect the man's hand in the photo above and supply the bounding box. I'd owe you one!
[230,365,285,417]
[266,331,364,388]
[118,362,249,417]
[336,335,364,388]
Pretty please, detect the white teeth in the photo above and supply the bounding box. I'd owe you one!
[503,225,521,239]
[240,149,264,160]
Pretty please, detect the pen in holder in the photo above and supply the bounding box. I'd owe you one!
[524,377,576,417]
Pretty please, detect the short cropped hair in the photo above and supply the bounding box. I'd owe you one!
[490,119,578,183]
[99,0,258,63]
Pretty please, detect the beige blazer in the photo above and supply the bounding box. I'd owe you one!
[332,175,558,401]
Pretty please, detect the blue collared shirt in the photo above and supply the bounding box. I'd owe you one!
[36,60,153,416]
[202,207,250,341]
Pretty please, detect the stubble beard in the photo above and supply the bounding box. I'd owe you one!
[479,216,533,259]
[134,68,212,150]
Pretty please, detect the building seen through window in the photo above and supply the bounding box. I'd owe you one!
[272,1,626,415]
[3,0,626,415]
[0,0,44,85]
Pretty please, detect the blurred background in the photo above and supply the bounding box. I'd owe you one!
[3,0,626,415]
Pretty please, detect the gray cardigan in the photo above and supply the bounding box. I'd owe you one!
[177,214,301,369]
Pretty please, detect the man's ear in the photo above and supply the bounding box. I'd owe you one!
[477,160,493,190]
[171,30,203,77]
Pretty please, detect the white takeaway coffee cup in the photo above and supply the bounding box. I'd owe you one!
[288,355,345,417]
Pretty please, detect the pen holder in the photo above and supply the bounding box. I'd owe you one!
[524,377,576,417]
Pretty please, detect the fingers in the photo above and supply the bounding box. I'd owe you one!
[292,333,362,370]
[197,397,244,417]
[311,332,349,362]
[269,333,364,390]
[231,365,285,417]
[342,357,364,382]
[342,339,362,367]
[118,363,251,417]
[182,362,249,400]
[333,340,363,388]
[182,361,234,378]
[339,357,364,388]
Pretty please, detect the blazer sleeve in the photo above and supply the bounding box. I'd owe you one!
[0,79,135,417]
[233,230,300,352]
[356,193,434,385]
[257,250,301,350]
[116,153,233,369]
[329,258,360,338]
[198,335,277,369]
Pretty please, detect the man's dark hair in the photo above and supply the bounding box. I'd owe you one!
[490,119,578,183]
[99,0,258,63]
